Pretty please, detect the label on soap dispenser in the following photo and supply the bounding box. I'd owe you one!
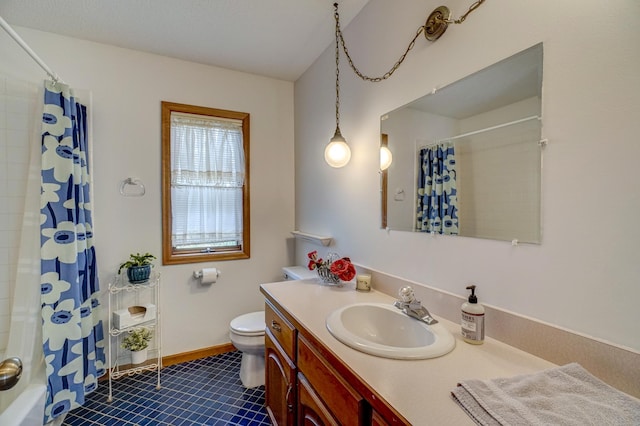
[461,311,484,341]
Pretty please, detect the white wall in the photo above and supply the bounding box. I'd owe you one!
[295,0,640,351]
[0,76,38,354]
[0,28,296,356]
[456,97,541,242]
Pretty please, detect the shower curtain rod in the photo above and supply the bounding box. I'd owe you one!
[437,115,541,144]
[0,14,63,83]
[418,115,541,150]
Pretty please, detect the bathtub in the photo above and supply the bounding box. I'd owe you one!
[0,301,47,426]
[0,221,47,426]
[0,263,47,426]
[0,255,48,426]
[0,383,46,426]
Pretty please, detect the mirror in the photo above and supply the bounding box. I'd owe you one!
[381,43,543,243]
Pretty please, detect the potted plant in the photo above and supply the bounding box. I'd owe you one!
[118,252,156,284]
[121,328,152,364]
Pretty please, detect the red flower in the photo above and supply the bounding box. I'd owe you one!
[308,251,356,282]
[330,258,356,281]
[307,251,323,270]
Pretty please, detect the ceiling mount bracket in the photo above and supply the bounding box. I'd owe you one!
[425,6,451,41]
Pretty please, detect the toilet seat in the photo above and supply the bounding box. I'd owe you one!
[230,311,265,336]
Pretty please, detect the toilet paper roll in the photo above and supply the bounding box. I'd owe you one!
[199,268,220,284]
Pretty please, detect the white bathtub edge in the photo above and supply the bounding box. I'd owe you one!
[0,384,46,426]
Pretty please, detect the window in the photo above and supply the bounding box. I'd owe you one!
[161,102,250,264]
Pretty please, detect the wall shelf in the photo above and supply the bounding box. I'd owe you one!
[291,231,332,246]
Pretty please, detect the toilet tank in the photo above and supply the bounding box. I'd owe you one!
[282,266,317,281]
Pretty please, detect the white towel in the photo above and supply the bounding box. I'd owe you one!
[451,363,640,426]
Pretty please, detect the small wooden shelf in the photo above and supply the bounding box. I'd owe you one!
[291,231,332,246]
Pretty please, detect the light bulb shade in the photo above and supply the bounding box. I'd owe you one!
[325,130,351,168]
[380,146,393,170]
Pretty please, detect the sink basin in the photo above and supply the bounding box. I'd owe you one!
[326,302,455,359]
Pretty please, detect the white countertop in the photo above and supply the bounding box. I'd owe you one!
[261,279,556,426]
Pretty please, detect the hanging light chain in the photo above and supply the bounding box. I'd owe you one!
[333,0,485,83]
[334,5,341,130]
[446,0,485,24]
[337,24,424,83]
[334,2,423,83]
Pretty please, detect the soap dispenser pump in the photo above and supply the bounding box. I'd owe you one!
[461,285,485,344]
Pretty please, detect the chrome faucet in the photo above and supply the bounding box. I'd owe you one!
[394,286,438,325]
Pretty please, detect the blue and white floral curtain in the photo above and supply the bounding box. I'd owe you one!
[416,141,459,234]
[40,80,105,423]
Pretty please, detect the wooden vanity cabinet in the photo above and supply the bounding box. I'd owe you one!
[265,332,296,425]
[372,410,392,426]
[264,298,410,426]
[265,301,297,426]
[298,373,340,426]
[298,335,366,425]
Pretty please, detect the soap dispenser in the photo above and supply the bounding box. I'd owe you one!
[461,285,485,344]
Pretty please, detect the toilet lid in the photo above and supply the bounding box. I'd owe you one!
[230,311,265,336]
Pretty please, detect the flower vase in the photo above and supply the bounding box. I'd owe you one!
[316,265,340,285]
[131,348,147,365]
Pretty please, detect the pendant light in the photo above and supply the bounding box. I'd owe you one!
[324,3,351,168]
[326,1,485,168]
[380,146,393,170]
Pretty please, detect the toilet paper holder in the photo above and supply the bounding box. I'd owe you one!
[193,268,221,280]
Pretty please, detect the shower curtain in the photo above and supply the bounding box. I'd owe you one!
[40,80,105,423]
[416,141,459,235]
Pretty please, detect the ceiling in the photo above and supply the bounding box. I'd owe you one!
[0,0,370,82]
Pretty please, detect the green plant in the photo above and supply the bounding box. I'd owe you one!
[118,252,156,274]
[121,328,152,352]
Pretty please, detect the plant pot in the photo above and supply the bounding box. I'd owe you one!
[130,348,148,365]
[127,265,151,284]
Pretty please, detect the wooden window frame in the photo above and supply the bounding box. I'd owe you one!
[161,101,250,265]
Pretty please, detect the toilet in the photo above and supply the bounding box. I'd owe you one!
[229,267,314,388]
[229,311,265,388]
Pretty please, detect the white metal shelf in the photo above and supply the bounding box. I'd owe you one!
[109,273,160,294]
[109,320,157,337]
[107,272,161,402]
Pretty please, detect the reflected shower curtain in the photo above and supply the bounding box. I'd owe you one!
[416,142,459,234]
[40,80,105,423]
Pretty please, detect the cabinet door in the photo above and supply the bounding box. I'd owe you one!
[298,373,339,426]
[265,331,296,426]
[298,336,364,426]
[371,410,391,426]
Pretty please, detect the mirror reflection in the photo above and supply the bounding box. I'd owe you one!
[380,43,543,243]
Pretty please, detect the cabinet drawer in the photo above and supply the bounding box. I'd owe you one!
[298,336,364,426]
[265,301,296,360]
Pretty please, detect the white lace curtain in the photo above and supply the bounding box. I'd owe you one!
[170,114,245,248]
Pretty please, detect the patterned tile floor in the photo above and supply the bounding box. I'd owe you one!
[63,351,270,425]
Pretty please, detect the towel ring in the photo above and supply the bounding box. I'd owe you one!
[119,177,145,197]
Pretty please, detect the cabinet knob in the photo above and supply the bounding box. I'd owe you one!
[271,320,282,332]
